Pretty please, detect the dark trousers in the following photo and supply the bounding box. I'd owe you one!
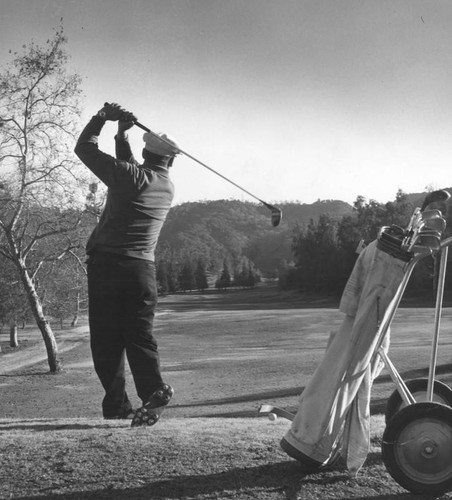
[87,252,163,417]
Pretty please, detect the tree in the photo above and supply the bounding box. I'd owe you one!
[215,260,232,290]
[284,191,434,296]
[194,258,208,291]
[166,261,178,293]
[0,27,85,372]
[0,254,31,346]
[233,260,258,288]
[156,260,170,295]
[178,259,196,292]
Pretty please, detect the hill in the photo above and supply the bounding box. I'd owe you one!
[157,189,452,280]
[157,199,353,278]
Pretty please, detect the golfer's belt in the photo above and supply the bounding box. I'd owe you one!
[377,226,413,262]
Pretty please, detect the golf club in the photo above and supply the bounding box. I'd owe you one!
[105,103,282,227]
[403,190,450,245]
[402,193,449,253]
[420,189,451,211]
[408,230,442,253]
[418,216,446,233]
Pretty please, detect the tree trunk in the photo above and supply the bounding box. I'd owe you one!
[9,320,19,347]
[18,260,62,373]
[71,291,80,327]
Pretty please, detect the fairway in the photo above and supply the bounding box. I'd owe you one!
[2,285,452,420]
[1,284,452,499]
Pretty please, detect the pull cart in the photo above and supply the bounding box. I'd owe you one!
[260,190,452,496]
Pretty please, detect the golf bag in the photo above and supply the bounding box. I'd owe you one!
[281,239,409,474]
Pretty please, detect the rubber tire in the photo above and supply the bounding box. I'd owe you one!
[385,378,452,423]
[382,402,452,496]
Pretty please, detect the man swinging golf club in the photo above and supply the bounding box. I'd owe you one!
[75,102,178,426]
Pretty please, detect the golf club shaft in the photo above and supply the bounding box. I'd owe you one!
[134,120,277,211]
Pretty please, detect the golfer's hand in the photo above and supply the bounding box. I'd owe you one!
[118,111,137,133]
[98,102,129,121]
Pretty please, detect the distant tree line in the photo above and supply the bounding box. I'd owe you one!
[279,190,451,297]
[156,256,260,294]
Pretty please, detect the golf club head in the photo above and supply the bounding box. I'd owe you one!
[271,208,282,227]
[419,216,446,233]
[408,230,442,253]
[421,189,451,211]
[421,209,443,220]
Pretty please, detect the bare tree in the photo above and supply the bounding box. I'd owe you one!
[0,27,86,372]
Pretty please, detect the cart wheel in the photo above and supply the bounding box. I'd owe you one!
[385,378,452,423]
[382,402,452,496]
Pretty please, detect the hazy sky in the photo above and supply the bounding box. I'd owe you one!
[1,0,452,206]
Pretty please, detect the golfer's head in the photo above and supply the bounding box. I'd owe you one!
[142,132,179,164]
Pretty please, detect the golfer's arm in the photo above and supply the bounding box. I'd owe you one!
[74,116,119,186]
[115,133,137,164]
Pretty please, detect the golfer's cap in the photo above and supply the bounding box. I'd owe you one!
[143,132,179,156]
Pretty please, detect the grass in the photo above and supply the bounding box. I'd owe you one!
[0,416,402,500]
[1,284,452,499]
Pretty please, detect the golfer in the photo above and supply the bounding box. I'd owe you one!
[74,102,178,426]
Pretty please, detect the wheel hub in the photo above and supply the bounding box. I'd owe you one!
[398,420,452,478]
[421,438,437,459]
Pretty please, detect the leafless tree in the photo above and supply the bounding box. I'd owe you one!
[0,26,87,372]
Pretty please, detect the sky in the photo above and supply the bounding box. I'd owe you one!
[1,0,452,207]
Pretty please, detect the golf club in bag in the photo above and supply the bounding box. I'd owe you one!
[105,103,282,227]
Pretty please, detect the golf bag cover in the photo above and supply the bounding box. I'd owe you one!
[282,240,407,475]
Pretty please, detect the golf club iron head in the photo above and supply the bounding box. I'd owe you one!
[408,230,442,253]
[421,209,443,219]
[418,216,446,233]
[404,208,446,242]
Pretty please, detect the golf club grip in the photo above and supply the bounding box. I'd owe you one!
[103,102,150,131]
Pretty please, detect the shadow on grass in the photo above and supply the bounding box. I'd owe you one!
[173,386,302,408]
[169,360,452,416]
[0,371,54,377]
[12,459,425,500]
[0,421,119,432]
[12,461,351,500]
[168,360,452,417]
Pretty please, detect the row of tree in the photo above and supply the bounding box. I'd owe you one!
[280,191,450,297]
[156,257,259,294]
